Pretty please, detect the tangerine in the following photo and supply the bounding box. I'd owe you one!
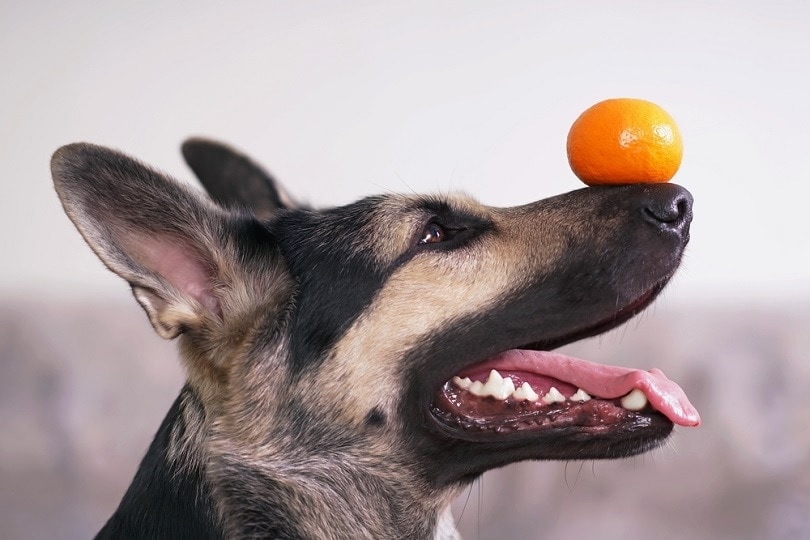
[566,98,682,185]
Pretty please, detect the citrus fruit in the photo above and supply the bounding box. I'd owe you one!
[566,98,682,185]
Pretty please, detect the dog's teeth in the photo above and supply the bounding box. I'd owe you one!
[502,376,516,398]
[512,382,539,402]
[620,388,648,411]
[478,369,503,397]
[481,369,512,400]
[484,369,503,385]
[463,370,519,400]
[468,380,485,396]
[542,386,566,404]
[570,389,592,403]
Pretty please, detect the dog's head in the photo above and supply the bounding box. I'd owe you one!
[52,140,698,535]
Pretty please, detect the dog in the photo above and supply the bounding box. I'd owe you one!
[51,139,700,539]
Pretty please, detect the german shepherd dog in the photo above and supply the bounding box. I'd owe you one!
[51,139,700,539]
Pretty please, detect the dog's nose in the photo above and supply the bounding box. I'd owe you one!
[639,184,693,237]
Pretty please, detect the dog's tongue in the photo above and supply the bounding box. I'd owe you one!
[485,350,701,427]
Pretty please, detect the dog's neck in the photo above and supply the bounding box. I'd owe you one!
[97,386,461,539]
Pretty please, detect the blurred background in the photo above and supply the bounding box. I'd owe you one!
[1,1,808,538]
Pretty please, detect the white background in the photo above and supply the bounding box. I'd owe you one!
[2,0,809,304]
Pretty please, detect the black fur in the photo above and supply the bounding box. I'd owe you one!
[273,202,392,374]
[182,138,302,218]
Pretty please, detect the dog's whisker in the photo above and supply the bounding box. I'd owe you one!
[456,480,475,525]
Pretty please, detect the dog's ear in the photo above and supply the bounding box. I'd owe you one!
[181,138,303,219]
[51,143,282,340]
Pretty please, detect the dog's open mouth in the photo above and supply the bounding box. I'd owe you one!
[431,349,700,436]
[429,281,700,442]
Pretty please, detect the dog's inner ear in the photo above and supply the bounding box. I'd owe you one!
[126,233,222,338]
[52,143,239,340]
[181,138,303,219]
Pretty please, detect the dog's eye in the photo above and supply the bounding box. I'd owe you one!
[419,222,446,245]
